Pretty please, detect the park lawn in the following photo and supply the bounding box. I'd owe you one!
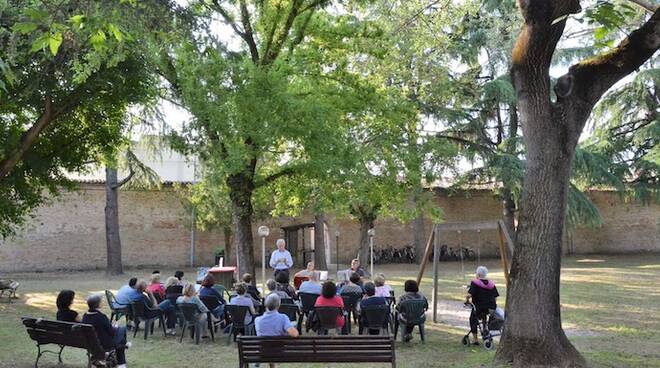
[1,254,659,368]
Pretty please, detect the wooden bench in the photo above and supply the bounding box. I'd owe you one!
[22,317,114,368]
[237,335,396,368]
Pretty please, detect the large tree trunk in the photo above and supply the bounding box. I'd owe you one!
[105,168,123,276]
[413,211,426,264]
[501,102,519,237]
[314,213,328,270]
[357,212,375,267]
[501,187,516,237]
[223,226,233,265]
[228,173,256,280]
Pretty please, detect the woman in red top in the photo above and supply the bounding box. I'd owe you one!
[146,273,165,301]
[314,281,345,328]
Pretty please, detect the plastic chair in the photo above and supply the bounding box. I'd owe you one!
[129,301,167,340]
[213,284,231,299]
[297,292,320,332]
[278,303,301,332]
[105,290,128,323]
[178,303,213,344]
[225,305,255,345]
[341,293,363,333]
[200,295,225,332]
[280,297,295,305]
[394,299,428,343]
[314,306,343,335]
[359,304,391,335]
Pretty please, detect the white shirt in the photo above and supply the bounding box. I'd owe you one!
[269,249,293,270]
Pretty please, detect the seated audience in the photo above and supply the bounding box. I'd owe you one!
[359,282,388,334]
[275,271,297,300]
[396,279,428,342]
[348,258,367,278]
[465,266,499,345]
[82,294,131,368]
[314,281,345,329]
[299,272,322,295]
[174,270,187,287]
[177,283,210,338]
[56,289,80,322]
[113,277,137,307]
[146,273,166,301]
[255,294,299,368]
[374,274,393,297]
[164,276,181,291]
[230,283,256,326]
[339,272,364,295]
[199,274,226,319]
[266,279,290,299]
[129,280,177,335]
[243,273,262,301]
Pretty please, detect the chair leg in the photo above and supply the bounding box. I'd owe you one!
[400,323,407,342]
[179,322,187,343]
[160,315,167,336]
[393,319,399,339]
[133,320,139,338]
[208,316,215,342]
[419,323,425,343]
[226,325,234,345]
[194,325,200,345]
[144,320,150,340]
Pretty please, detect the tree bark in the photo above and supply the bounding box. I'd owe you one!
[105,168,123,276]
[496,3,659,367]
[413,210,426,264]
[227,172,256,280]
[357,211,376,267]
[223,225,233,265]
[501,102,519,238]
[314,213,328,270]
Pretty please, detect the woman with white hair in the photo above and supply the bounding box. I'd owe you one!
[465,266,499,345]
[81,294,131,368]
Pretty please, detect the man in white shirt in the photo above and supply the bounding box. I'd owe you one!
[269,238,293,280]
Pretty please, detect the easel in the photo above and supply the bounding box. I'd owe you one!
[416,220,514,323]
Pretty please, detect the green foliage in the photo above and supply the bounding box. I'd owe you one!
[0,0,165,237]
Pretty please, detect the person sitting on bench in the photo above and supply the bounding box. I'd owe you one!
[465,266,499,345]
[56,290,81,323]
[82,294,131,368]
[255,293,300,368]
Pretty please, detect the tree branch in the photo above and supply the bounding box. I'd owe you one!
[559,8,660,118]
[238,0,260,63]
[114,166,135,189]
[254,166,299,188]
[262,0,304,64]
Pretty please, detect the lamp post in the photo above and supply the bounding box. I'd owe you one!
[335,230,340,275]
[367,228,375,278]
[258,226,270,292]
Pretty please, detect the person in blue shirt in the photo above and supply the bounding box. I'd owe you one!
[359,282,388,335]
[255,294,299,368]
[113,278,137,307]
[269,239,293,280]
[298,272,322,295]
[230,283,257,326]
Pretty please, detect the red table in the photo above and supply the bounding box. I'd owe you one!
[208,266,236,288]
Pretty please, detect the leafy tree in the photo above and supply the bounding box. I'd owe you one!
[159,0,391,278]
[0,0,161,237]
[496,1,659,366]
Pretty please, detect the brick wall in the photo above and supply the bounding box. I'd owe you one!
[0,185,657,272]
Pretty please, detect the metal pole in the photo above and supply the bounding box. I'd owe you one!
[261,236,266,292]
[370,235,374,278]
[190,207,195,267]
[335,233,339,275]
[432,226,439,323]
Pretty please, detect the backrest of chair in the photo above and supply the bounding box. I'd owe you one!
[298,292,319,313]
[200,295,221,310]
[398,299,427,324]
[280,297,295,305]
[104,290,115,307]
[278,304,299,322]
[341,293,362,310]
[238,336,395,364]
[129,301,145,318]
[314,307,342,329]
[384,296,395,307]
[165,285,183,296]
[178,303,200,322]
[213,284,227,296]
[225,305,250,327]
[361,305,390,327]
[22,318,105,359]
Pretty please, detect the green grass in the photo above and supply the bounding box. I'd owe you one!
[1,254,660,367]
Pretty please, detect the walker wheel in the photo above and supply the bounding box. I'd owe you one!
[461,335,470,346]
[484,339,494,350]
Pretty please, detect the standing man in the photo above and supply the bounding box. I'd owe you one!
[269,239,293,280]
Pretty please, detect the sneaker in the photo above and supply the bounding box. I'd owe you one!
[166,329,177,336]
[124,342,132,350]
[403,334,413,342]
[117,364,127,368]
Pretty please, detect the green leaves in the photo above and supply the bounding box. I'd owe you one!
[48,32,63,55]
[12,22,38,34]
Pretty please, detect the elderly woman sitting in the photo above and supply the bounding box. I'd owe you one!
[82,294,131,368]
[177,283,211,338]
[374,274,393,297]
[465,266,499,345]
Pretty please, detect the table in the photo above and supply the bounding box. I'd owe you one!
[208,266,236,288]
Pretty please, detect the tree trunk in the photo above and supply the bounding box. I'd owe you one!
[105,168,123,276]
[314,213,328,270]
[501,102,519,238]
[413,211,426,264]
[223,226,233,265]
[501,187,516,238]
[227,173,256,280]
[357,213,375,267]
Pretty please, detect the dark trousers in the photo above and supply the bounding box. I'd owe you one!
[469,309,487,334]
[112,326,127,364]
